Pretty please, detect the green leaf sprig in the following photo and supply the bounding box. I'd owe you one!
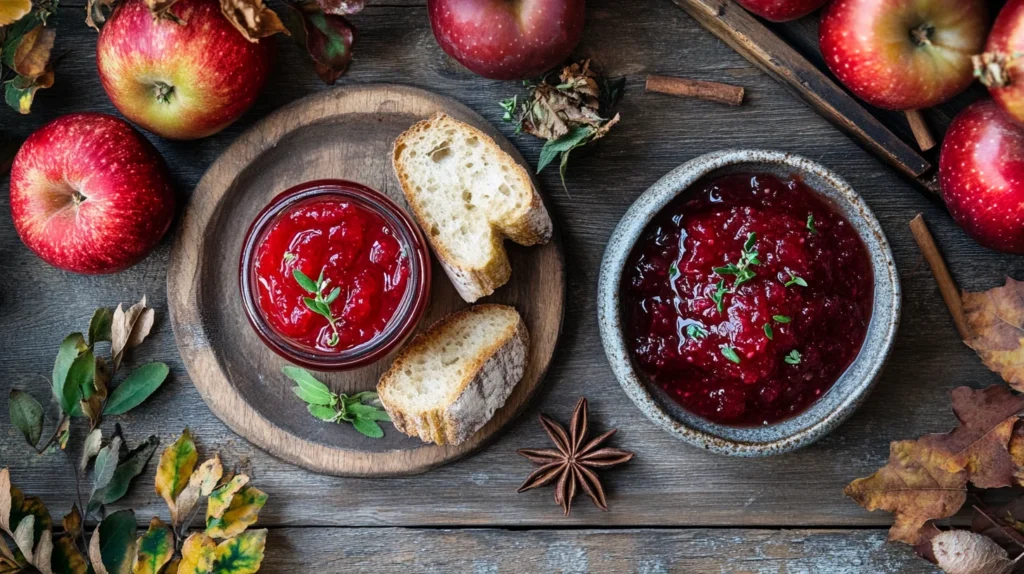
[785,350,802,365]
[714,232,760,287]
[293,267,342,347]
[806,213,818,234]
[283,366,391,438]
[785,274,808,288]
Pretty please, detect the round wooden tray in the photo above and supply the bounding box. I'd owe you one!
[167,85,565,477]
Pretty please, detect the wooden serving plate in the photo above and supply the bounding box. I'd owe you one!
[167,85,565,477]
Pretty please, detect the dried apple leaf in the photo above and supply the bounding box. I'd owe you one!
[8,389,43,448]
[0,468,11,534]
[85,0,117,30]
[932,530,1014,574]
[143,0,184,24]
[90,509,137,574]
[51,535,87,574]
[0,0,32,26]
[4,69,54,114]
[11,25,54,79]
[80,428,103,472]
[210,529,266,574]
[173,455,223,526]
[844,439,967,545]
[292,0,355,85]
[919,385,1024,488]
[111,297,153,371]
[219,0,287,43]
[963,277,1024,389]
[176,533,216,574]
[61,505,82,540]
[207,475,249,521]
[205,485,267,539]
[131,517,173,574]
[155,429,198,518]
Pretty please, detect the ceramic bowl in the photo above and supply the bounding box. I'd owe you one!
[597,150,901,456]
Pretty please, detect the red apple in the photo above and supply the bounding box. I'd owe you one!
[819,0,987,110]
[428,0,585,80]
[9,113,176,273]
[734,0,828,22]
[976,0,1024,125]
[939,99,1024,254]
[97,0,273,140]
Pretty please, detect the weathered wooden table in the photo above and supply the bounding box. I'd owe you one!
[4,0,1016,571]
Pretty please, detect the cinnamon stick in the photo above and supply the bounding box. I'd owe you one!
[646,75,744,106]
[904,110,937,152]
[909,214,971,339]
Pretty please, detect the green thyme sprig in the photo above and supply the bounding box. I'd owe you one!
[293,267,342,347]
[806,214,818,234]
[284,366,391,438]
[721,345,741,364]
[785,274,808,288]
[686,324,708,339]
[784,350,802,365]
[714,233,760,287]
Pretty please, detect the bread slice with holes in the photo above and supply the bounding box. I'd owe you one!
[377,304,529,445]
[393,113,552,302]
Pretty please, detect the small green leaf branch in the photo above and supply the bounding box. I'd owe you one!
[293,268,342,347]
[284,366,391,438]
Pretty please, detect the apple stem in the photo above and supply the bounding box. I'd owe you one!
[910,23,933,47]
[153,81,175,104]
[973,52,1012,88]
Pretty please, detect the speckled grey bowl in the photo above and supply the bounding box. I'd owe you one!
[597,150,901,456]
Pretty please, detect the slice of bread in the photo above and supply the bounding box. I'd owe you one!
[377,304,529,445]
[392,113,553,302]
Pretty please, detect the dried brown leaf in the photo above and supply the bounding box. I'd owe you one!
[12,26,55,80]
[932,530,1014,574]
[963,277,1024,390]
[62,505,82,540]
[172,455,222,526]
[0,468,11,534]
[88,527,108,574]
[219,0,287,43]
[85,0,116,30]
[844,439,967,545]
[111,297,153,371]
[292,1,355,85]
[920,386,1024,488]
[143,0,184,23]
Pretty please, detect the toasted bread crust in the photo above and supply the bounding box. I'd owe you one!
[392,113,552,302]
[377,304,529,445]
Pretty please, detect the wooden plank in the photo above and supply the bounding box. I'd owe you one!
[255,527,937,573]
[671,0,934,187]
[0,0,1017,530]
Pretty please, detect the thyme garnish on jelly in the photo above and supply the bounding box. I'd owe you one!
[293,267,342,346]
[721,345,741,364]
[283,252,297,263]
[773,315,791,323]
[686,324,708,339]
[784,350,802,365]
[711,280,728,313]
[714,232,760,287]
[806,213,818,234]
[764,323,774,340]
[785,274,808,288]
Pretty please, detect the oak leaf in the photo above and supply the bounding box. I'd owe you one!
[919,385,1024,488]
[0,0,31,26]
[219,0,287,43]
[844,439,967,545]
[963,277,1024,389]
[931,530,1014,574]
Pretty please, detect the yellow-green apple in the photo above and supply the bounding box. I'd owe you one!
[9,113,176,273]
[428,0,585,80]
[939,99,1024,253]
[96,0,273,140]
[734,0,828,22]
[819,0,987,110]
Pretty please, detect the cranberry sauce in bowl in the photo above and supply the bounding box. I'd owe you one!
[597,150,900,456]
[240,180,431,370]
[622,173,873,426]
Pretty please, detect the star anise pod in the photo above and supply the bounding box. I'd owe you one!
[517,397,634,516]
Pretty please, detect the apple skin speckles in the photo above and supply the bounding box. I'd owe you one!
[939,99,1024,254]
[819,0,987,111]
[427,0,584,80]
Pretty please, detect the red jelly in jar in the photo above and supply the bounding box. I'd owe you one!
[241,181,430,370]
[622,173,873,426]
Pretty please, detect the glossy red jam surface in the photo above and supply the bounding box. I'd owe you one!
[623,174,873,426]
[252,196,411,353]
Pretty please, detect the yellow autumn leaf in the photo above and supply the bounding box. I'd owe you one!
[176,533,216,574]
[211,530,267,574]
[205,485,267,539]
[206,475,249,521]
[172,455,223,526]
[131,518,173,574]
[155,429,198,517]
[0,0,31,26]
